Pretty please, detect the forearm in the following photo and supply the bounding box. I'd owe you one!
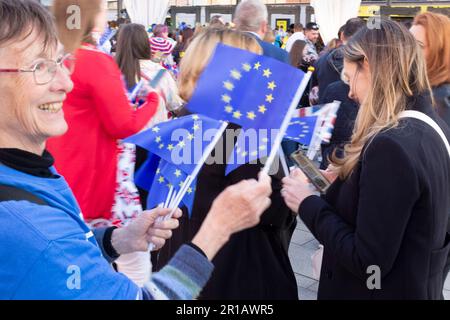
[140,244,214,300]
[110,226,132,255]
[299,195,369,280]
[191,215,230,261]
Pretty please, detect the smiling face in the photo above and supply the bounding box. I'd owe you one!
[0,29,73,154]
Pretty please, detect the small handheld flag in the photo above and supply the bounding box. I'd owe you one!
[185,43,312,174]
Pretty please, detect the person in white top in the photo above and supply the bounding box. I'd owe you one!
[285,23,305,52]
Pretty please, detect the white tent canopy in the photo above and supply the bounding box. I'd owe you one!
[310,0,362,45]
[123,0,170,27]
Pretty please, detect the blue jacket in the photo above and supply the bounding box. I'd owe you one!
[244,32,289,64]
[256,37,290,64]
[0,164,213,300]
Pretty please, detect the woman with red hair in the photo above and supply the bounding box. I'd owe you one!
[410,12,450,126]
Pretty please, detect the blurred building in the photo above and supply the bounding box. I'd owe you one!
[168,0,450,29]
[39,0,120,20]
[38,1,450,26]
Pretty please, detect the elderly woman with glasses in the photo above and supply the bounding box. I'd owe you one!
[0,0,272,300]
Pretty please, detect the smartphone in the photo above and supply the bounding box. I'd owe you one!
[290,150,331,194]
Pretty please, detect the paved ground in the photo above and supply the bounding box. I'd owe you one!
[288,217,450,300]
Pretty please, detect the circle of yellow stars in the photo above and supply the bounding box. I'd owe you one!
[221,61,277,122]
[155,167,195,195]
[235,137,270,160]
[151,115,201,152]
[285,120,310,141]
[150,115,199,195]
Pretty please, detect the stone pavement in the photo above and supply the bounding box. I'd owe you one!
[288,217,450,300]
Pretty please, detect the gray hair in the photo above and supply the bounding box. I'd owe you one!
[234,0,268,32]
[0,0,57,51]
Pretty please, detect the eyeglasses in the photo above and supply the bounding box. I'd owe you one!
[0,53,76,85]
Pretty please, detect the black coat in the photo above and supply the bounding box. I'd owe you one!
[313,48,344,102]
[318,80,359,169]
[433,83,450,128]
[155,123,298,300]
[299,94,450,299]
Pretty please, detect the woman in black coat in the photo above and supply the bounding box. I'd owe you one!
[154,28,298,300]
[282,20,450,300]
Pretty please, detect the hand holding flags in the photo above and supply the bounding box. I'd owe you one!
[126,114,228,251]
[146,159,196,214]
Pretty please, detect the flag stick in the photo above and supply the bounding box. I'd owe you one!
[168,190,178,211]
[278,148,290,177]
[128,79,145,102]
[148,203,164,252]
[163,186,174,208]
[262,68,314,174]
[168,121,229,215]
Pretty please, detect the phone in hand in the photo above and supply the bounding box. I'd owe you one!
[290,150,331,194]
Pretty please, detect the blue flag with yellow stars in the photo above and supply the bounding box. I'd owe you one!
[187,44,305,130]
[226,115,319,174]
[133,153,160,192]
[126,114,223,216]
[186,44,306,174]
[284,115,319,145]
[125,114,225,175]
[147,159,196,216]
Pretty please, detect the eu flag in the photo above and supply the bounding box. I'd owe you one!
[226,115,318,174]
[185,44,307,174]
[125,114,224,215]
[187,44,305,132]
[147,159,196,216]
[125,114,225,175]
[284,116,319,145]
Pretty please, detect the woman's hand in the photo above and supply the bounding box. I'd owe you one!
[192,172,273,260]
[321,165,338,184]
[111,208,182,254]
[281,168,317,213]
[146,208,183,251]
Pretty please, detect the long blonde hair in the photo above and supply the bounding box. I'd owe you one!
[178,28,262,102]
[332,19,432,179]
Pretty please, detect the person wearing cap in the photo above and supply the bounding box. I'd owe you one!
[149,36,174,60]
[149,36,178,78]
[304,22,320,65]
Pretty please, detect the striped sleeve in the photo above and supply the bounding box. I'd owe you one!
[140,244,214,300]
